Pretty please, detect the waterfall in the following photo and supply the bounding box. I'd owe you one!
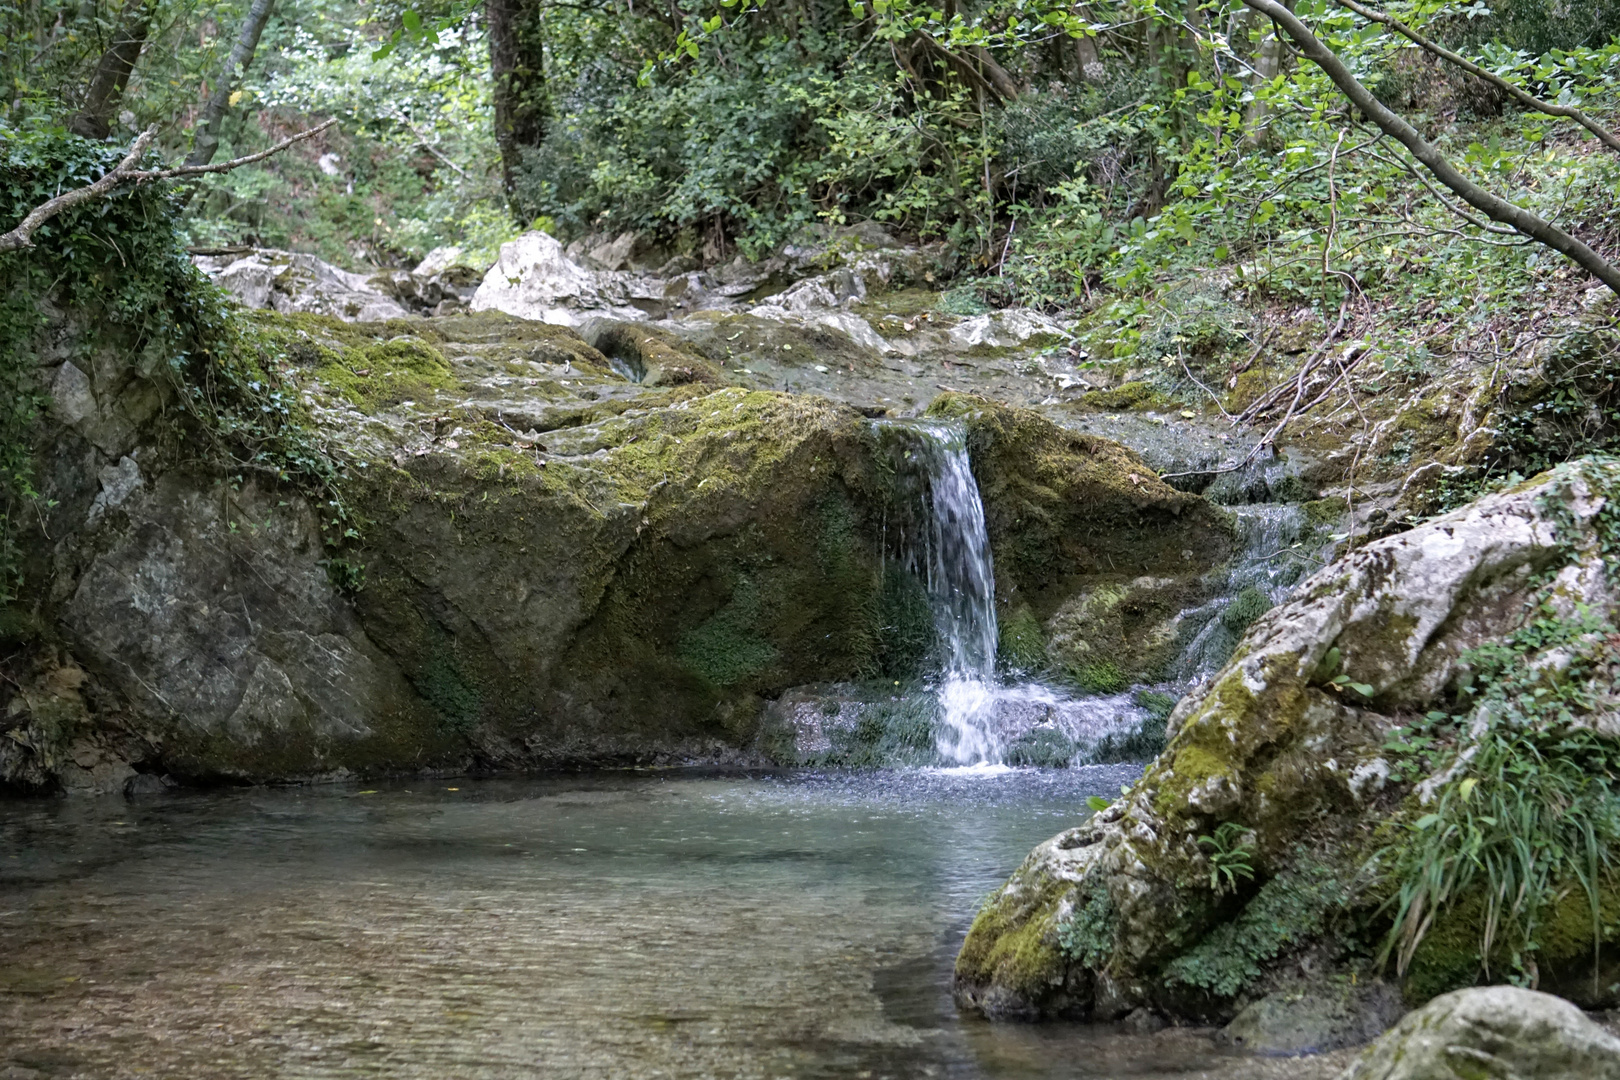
[910,423,1002,765]
[873,420,1157,769]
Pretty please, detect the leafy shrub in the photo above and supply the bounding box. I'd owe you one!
[1371,601,1620,986]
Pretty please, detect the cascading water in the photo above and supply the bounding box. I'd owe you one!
[909,423,1002,765]
[873,421,1166,769]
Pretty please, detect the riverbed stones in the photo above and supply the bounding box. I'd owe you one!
[1221,982,1405,1055]
[1338,987,1620,1080]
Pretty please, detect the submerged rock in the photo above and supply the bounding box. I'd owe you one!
[955,457,1620,1021]
[1338,986,1620,1080]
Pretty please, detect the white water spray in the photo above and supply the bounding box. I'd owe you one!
[910,424,1003,764]
[884,421,1162,768]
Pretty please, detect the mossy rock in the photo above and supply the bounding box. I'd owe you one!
[1044,576,1200,689]
[923,393,1235,606]
[1077,381,1167,412]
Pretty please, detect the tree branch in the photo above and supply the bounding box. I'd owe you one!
[0,127,158,253]
[0,120,336,254]
[1335,0,1620,154]
[1239,0,1620,298]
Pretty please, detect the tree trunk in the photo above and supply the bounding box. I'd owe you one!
[1242,0,1292,147]
[184,0,277,168]
[486,0,548,200]
[68,0,154,140]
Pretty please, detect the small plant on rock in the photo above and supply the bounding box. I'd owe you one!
[1199,822,1257,894]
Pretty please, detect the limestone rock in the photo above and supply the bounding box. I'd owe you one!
[1339,987,1620,1080]
[205,250,410,322]
[955,457,1620,1021]
[1222,983,1405,1055]
[470,230,646,325]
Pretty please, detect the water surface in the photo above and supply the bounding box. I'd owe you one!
[0,768,1355,1079]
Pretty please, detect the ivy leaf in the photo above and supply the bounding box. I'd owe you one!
[1086,795,1110,812]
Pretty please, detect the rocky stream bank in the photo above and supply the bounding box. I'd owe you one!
[7,221,1620,1073]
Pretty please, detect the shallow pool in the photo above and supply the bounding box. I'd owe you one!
[0,768,1355,1078]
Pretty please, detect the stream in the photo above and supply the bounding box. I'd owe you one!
[0,769,1355,1079]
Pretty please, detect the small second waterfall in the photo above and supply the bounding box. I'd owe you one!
[910,423,1002,764]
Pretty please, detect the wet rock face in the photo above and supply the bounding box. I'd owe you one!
[1339,987,1620,1080]
[953,458,1620,1023]
[6,294,1244,789]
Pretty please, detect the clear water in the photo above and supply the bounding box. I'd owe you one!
[0,769,1355,1079]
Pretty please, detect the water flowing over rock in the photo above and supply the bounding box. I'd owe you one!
[4,290,1240,790]
[909,422,1001,764]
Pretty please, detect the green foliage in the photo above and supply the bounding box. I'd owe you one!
[1162,858,1348,999]
[1371,600,1620,987]
[1056,877,1116,968]
[516,25,1001,256]
[1198,821,1257,894]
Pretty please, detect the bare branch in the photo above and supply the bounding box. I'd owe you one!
[1239,0,1620,297]
[131,118,338,181]
[1335,0,1620,154]
[0,127,159,253]
[0,120,337,254]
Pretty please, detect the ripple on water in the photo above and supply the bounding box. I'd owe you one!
[0,768,1356,1079]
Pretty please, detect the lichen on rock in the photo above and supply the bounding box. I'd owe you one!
[954,456,1620,1023]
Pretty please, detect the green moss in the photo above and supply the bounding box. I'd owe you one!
[315,336,461,412]
[1303,496,1349,527]
[418,651,483,736]
[1070,659,1129,694]
[812,694,941,767]
[1078,381,1166,411]
[998,606,1047,674]
[1220,585,1272,637]
[873,566,934,679]
[678,577,781,687]
[956,876,1069,996]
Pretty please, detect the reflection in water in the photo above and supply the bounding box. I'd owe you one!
[0,769,1355,1079]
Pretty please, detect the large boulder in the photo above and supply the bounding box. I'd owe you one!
[1339,986,1620,1080]
[3,306,1239,789]
[955,456,1620,1021]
